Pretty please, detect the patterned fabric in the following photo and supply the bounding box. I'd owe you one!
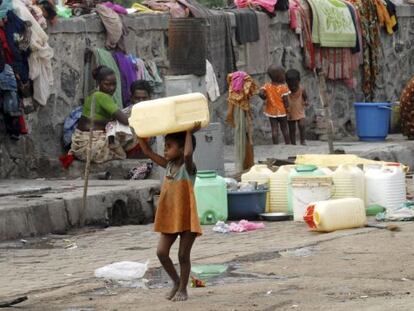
[349,0,380,100]
[262,83,290,117]
[226,73,257,173]
[69,128,135,163]
[154,163,202,235]
[307,0,357,48]
[400,77,414,139]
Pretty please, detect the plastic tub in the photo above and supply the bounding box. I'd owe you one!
[227,190,268,220]
[354,102,391,141]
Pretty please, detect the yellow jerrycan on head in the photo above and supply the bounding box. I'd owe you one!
[128,93,210,137]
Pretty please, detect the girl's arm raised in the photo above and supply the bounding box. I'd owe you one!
[137,137,168,168]
[184,122,201,175]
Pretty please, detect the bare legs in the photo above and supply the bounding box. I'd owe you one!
[269,117,290,145]
[288,119,306,145]
[157,231,197,302]
[157,233,179,299]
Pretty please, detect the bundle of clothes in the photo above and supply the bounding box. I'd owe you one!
[289,0,398,100]
[0,0,55,139]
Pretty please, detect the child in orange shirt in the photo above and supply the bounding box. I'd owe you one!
[286,69,309,145]
[259,65,291,144]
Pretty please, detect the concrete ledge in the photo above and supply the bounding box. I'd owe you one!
[0,180,160,241]
[48,13,169,34]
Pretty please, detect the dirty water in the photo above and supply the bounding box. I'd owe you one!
[280,246,315,258]
[144,263,288,290]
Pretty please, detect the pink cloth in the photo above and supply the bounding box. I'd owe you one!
[229,220,265,233]
[231,71,247,93]
[102,2,128,14]
[234,0,277,14]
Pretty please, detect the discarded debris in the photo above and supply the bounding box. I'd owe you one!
[95,260,149,281]
[190,276,206,288]
[0,296,28,308]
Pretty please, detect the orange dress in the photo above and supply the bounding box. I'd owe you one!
[154,163,202,236]
[262,83,290,117]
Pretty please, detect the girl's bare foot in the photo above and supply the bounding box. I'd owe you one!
[172,289,188,302]
[166,283,179,300]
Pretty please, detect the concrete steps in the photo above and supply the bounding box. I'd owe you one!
[0,179,160,241]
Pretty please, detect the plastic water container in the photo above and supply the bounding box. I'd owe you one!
[365,164,406,212]
[332,165,365,202]
[304,198,367,232]
[288,165,328,218]
[129,93,210,137]
[194,171,228,225]
[241,165,273,212]
[227,190,268,220]
[354,102,391,141]
[269,165,295,213]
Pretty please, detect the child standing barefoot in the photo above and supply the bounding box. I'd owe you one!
[286,69,309,145]
[138,123,202,302]
[259,65,291,145]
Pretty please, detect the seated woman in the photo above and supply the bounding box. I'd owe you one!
[70,66,136,163]
[401,76,414,140]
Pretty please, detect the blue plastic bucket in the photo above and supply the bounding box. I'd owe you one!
[227,190,268,220]
[354,103,391,141]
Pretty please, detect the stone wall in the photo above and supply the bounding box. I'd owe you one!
[1,2,414,178]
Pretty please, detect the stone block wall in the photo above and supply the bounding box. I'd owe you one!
[1,3,414,178]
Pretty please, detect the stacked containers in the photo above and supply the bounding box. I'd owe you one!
[288,165,332,221]
[269,165,295,213]
[332,165,365,202]
[365,164,406,212]
[241,165,273,212]
[194,171,228,225]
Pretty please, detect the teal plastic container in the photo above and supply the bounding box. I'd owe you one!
[194,171,228,225]
[287,165,325,214]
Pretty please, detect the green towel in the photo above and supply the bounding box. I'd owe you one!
[95,48,123,108]
[307,0,356,48]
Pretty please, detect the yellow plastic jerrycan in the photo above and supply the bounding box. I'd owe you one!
[304,198,366,232]
[241,165,273,212]
[332,164,365,201]
[128,93,210,137]
[269,165,295,213]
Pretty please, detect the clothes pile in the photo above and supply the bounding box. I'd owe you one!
[289,0,398,100]
[0,0,55,139]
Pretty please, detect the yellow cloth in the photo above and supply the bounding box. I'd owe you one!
[131,3,160,13]
[295,154,409,172]
[374,0,396,35]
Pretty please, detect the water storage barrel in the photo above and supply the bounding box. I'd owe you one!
[364,163,406,212]
[241,165,273,212]
[168,18,207,76]
[304,198,366,232]
[194,171,228,225]
[128,93,210,137]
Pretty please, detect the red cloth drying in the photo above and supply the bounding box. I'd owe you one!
[59,154,75,169]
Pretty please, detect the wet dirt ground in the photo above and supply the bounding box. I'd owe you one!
[1,219,414,311]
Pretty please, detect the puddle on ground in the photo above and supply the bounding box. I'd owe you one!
[280,247,314,258]
[144,263,287,289]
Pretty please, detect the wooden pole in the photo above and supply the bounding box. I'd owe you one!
[81,95,96,226]
[315,69,335,154]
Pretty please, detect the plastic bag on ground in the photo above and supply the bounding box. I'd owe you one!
[94,260,149,281]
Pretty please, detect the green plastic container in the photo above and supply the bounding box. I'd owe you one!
[287,165,325,215]
[194,171,228,225]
